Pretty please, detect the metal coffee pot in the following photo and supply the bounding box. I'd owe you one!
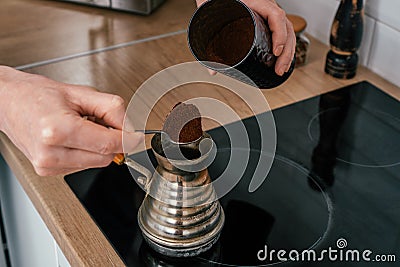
[120,132,225,257]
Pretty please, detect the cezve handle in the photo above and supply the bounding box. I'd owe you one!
[113,153,126,165]
[113,153,152,188]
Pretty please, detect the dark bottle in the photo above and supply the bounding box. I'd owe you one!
[325,0,364,79]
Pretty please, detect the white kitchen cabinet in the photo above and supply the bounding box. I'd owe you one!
[0,221,7,267]
[56,244,71,267]
[0,156,70,267]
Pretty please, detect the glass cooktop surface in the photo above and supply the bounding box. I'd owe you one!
[66,81,400,266]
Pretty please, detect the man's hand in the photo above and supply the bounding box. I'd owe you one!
[0,66,143,176]
[196,0,295,76]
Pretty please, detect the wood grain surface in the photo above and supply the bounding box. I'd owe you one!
[0,4,399,266]
[0,0,195,68]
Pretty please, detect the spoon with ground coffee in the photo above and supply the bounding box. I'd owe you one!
[113,102,204,165]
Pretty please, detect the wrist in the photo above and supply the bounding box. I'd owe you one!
[0,66,18,133]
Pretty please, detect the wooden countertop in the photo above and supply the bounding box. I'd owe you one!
[1,1,399,266]
[1,0,195,68]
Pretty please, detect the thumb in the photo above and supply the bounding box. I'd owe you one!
[68,87,126,130]
[66,86,145,153]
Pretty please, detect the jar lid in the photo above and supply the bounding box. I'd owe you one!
[287,14,307,33]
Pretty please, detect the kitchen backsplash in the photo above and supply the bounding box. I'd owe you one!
[277,0,400,88]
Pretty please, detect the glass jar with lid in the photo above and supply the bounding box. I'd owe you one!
[287,14,310,67]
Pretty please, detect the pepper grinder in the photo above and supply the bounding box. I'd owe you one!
[325,0,364,79]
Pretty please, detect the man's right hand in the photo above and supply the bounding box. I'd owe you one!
[0,66,143,176]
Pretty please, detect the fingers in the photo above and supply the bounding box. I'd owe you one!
[241,0,295,76]
[66,86,145,152]
[242,0,287,54]
[32,147,116,176]
[208,69,217,76]
[196,0,207,7]
[1,67,144,177]
[248,1,288,57]
[39,115,144,155]
[275,20,296,76]
[32,146,114,172]
[37,86,144,176]
[35,167,78,177]
[33,118,143,176]
[67,88,126,130]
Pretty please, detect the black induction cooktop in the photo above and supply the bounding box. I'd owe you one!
[65,81,400,266]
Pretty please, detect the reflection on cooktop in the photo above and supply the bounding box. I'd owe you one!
[308,88,400,168]
[66,81,400,266]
